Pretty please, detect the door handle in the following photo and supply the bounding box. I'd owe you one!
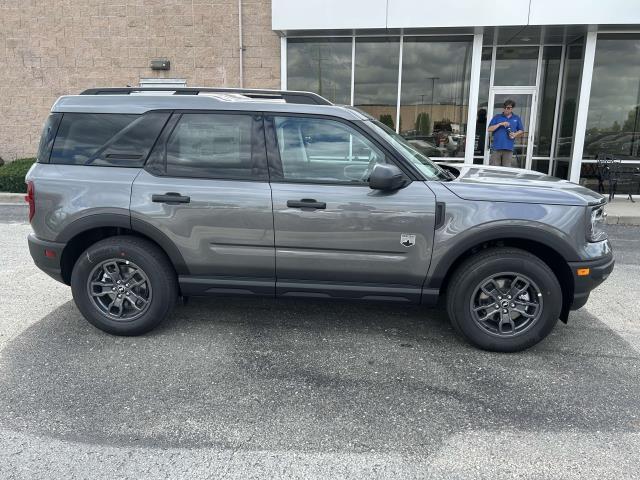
[286,198,326,209]
[152,192,191,204]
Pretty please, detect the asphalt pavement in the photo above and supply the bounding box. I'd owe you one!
[0,204,639,479]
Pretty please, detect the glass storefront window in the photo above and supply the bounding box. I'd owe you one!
[474,47,493,157]
[398,37,472,158]
[533,46,562,157]
[354,37,400,130]
[584,34,640,160]
[555,42,584,161]
[494,46,539,86]
[531,159,550,174]
[287,38,352,105]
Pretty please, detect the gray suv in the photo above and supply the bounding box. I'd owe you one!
[26,87,614,352]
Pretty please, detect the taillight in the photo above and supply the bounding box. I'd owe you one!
[25,181,35,222]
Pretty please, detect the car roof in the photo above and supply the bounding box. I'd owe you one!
[51,92,372,121]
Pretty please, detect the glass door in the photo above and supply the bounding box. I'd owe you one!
[484,87,538,169]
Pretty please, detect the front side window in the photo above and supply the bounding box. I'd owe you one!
[272,116,388,184]
[166,113,264,180]
[367,120,449,181]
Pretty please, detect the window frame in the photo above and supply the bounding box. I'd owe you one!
[264,112,416,186]
[145,110,269,182]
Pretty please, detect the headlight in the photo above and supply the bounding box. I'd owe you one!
[586,205,608,242]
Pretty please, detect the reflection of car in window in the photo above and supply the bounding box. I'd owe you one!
[407,139,441,157]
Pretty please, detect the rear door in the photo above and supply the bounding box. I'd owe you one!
[266,115,436,302]
[130,111,275,296]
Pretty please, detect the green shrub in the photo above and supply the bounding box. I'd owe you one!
[0,158,36,193]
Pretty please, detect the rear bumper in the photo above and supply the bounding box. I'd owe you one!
[28,233,66,284]
[568,252,615,310]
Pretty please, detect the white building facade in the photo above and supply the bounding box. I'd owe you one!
[273,0,640,188]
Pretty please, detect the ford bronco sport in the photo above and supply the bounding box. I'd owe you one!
[26,87,614,352]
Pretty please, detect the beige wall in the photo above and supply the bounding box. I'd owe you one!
[0,0,280,161]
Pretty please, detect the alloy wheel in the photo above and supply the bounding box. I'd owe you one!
[86,258,153,321]
[469,272,543,338]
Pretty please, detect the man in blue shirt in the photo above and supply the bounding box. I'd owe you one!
[487,99,524,167]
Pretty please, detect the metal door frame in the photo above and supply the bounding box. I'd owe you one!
[484,86,538,169]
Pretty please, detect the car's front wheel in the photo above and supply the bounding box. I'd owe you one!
[71,236,178,335]
[446,248,562,352]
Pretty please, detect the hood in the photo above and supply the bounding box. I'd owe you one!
[438,164,605,207]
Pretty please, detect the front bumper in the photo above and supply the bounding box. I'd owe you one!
[28,233,66,284]
[568,251,615,310]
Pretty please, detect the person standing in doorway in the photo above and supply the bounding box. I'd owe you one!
[487,99,524,167]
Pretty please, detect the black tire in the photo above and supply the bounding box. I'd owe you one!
[446,248,562,352]
[71,235,178,336]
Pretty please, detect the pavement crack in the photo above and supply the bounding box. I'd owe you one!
[219,428,258,479]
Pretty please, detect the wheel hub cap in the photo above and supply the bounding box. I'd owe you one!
[470,272,543,338]
[86,259,152,321]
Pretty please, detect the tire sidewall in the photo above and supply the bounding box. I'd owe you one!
[71,239,175,335]
[450,254,562,352]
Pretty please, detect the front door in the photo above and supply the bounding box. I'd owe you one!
[484,87,538,169]
[265,115,436,303]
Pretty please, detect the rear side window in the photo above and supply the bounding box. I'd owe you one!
[36,113,62,163]
[50,113,169,167]
[165,113,266,180]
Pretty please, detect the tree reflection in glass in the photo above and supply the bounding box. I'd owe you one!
[399,37,472,158]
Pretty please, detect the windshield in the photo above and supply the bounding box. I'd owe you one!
[366,120,451,181]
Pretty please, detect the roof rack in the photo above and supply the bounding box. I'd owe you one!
[79,87,332,105]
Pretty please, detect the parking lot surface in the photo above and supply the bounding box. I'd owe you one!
[1,204,639,479]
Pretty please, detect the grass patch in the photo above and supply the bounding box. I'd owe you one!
[0,158,36,193]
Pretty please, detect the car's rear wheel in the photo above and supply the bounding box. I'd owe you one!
[71,236,178,335]
[446,248,562,352]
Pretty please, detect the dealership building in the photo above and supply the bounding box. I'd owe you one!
[1,0,640,187]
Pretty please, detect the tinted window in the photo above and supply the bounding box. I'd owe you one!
[287,38,352,105]
[51,114,136,165]
[36,113,62,163]
[398,37,473,158]
[584,34,640,160]
[89,112,170,167]
[354,37,400,130]
[166,113,263,180]
[273,116,387,183]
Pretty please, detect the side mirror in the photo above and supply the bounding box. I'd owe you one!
[368,164,410,191]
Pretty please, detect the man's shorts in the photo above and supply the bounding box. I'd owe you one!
[490,150,513,167]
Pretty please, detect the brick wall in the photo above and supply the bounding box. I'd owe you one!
[0,0,280,161]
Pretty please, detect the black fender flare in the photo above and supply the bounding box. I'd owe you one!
[56,212,189,275]
[425,221,580,290]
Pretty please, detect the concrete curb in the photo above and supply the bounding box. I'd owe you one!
[0,192,25,204]
[606,215,640,226]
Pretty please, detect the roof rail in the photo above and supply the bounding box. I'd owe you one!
[79,87,332,105]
